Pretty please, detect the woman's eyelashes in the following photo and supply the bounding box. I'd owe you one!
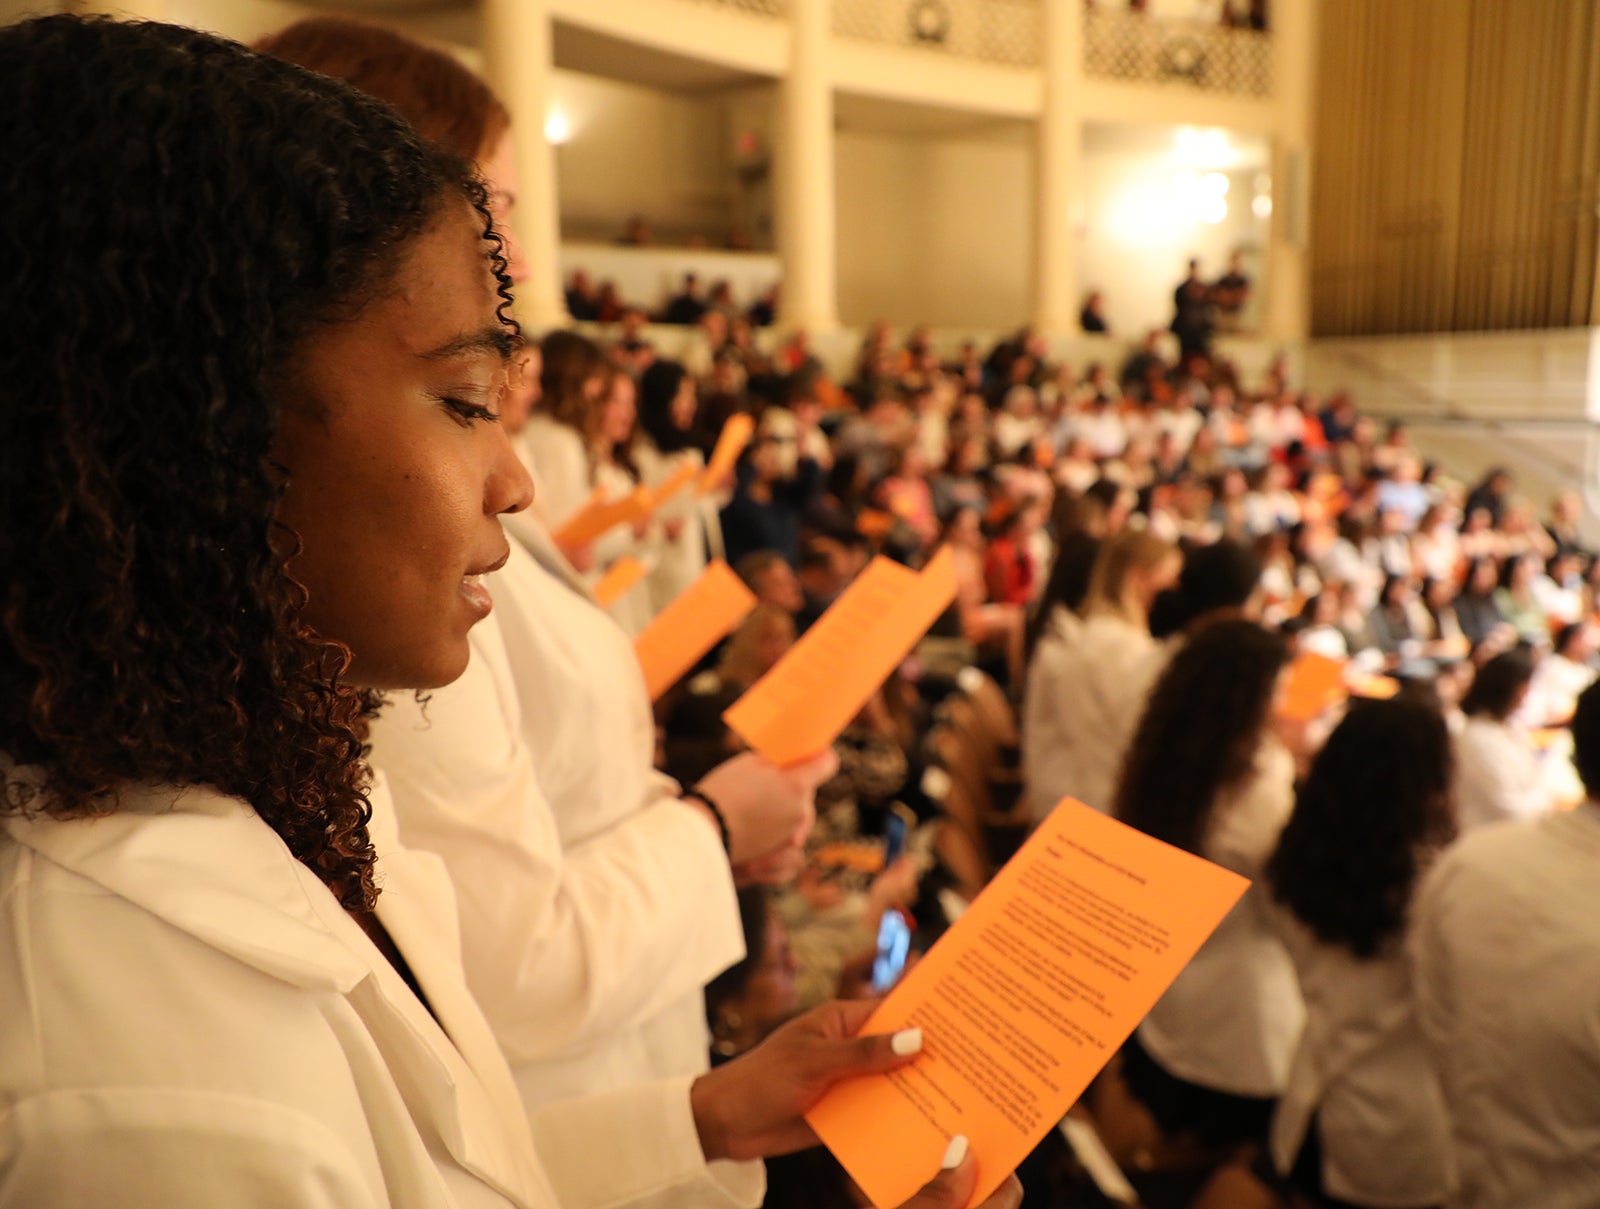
[438,394,502,426]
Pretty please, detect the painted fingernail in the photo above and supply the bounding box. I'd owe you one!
[941,1135,968,1170]
[891,1028,923,1056]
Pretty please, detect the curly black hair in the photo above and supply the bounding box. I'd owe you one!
[1267,698,1454,958]
[0,16,512,910]
[1113,618,1288,854]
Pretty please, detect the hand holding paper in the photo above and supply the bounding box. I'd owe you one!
[806,801,1249,1209]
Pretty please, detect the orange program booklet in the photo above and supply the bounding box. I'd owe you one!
[698,413,756,495]
[723,548,956,766]
[1280,650,1348,722]
[633,561,758,701]
[552,485,654,550]
[592,556,649,609]
[807,800,1249,1208]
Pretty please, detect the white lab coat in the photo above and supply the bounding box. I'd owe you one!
[368,526,756,1207]
[1452,716,1550,831]
[1412,806,1600,1209]
[635,443,713,617]
[1136,739,1306,1097]
[520,415,592,531]
[1022,610,1162,818]
[1269,912,1455,1207]
[0,773,726,1209]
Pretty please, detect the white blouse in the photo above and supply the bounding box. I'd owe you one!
[1022,610,1163,818]
[1135,739,1306,1097]
[1412,806,1600,1209]
[1453,716,1550,831]
[1269,912,1455,1206]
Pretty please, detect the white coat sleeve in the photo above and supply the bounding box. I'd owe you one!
[528,1077,763,1209]
[0,1088,384,1209]
[526,423,594,530]
[370,647,744,1067]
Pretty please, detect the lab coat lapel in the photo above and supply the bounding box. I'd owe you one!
[503,511,598,603]
[364,782,549,1208]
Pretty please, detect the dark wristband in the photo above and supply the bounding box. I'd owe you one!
[689,786,732,855]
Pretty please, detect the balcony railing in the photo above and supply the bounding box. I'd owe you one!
[833,0,1042,69]
[1084,8,1272,98]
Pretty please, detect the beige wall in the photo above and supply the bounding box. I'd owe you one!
[834,128,1032,330]
[549,70,741,246]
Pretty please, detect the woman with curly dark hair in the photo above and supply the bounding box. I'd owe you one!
[1199,700,1456,1209]
[1109,620,1304,1159]
[0,17,1014,1209]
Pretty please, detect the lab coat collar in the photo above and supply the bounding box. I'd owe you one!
[1,778,367,992]
[3,773,547,1207]
[503,510,597,603]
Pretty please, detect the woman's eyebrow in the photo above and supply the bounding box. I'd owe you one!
[420,325,518,363]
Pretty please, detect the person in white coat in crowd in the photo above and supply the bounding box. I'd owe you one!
[1411,676,1600,1209]
[261,18,831,1207]
[635,359,722,614]
[1453,649,1551,831]
[0,22,1036,1209]
[1195,697,1458,1209]
[1109,621,1305,1158]
[1022,527,1179,817]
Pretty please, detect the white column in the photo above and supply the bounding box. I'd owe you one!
[1264,0,1317,341]
[481,0,569,330]
[776,0,838,332]
[1033,0,1083,339]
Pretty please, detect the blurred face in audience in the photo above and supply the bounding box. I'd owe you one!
[669,376,698,430]
[753,560,804,615]
[600,372,636,446]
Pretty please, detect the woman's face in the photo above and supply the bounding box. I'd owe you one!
[670,375,698,430]
[273,205,532,691]
[602,373,637,445]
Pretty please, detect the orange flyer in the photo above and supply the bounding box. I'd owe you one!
[633,561,758,701]
[552,486,654,550]
[807,800,1249,1208]
[723,548,955,766]
[1346,671,1400,700]
[698,413,756,494]
[1280,651,1348,722]
[592,556,649,608]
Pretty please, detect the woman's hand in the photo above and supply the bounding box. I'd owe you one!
[690,1001,1023,1207]
[688,999,920,1162]
[693,749,836,866]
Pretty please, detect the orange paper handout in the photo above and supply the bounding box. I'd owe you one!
[723,548,956,766]
[592,556,649,608]
[807,801,1249,1208]
[698,413,756,494]
[633,561,758,701]
[552,485,655,550]
[1279,651,1348,722]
